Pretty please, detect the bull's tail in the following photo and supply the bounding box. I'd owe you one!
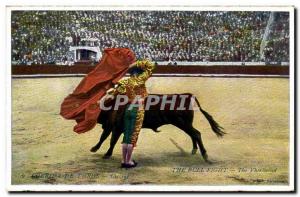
[194,96,225,137]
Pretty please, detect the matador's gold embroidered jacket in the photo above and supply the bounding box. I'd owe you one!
[111,59,155,102]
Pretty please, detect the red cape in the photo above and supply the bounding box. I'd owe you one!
[60,48,136,133]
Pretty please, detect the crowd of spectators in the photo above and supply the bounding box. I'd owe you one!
[11,11,290,65]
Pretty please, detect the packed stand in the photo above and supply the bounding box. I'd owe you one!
[11,11,290,65]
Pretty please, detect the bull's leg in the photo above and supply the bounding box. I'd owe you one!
[173,119,210,163]
[187,127,210,163]
[90,128,111,152]
[103,128,123,159]
[191,137,198,155]
[171,124,197,155]
[189,127,210,163]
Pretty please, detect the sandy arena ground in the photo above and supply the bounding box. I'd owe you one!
[11,76,290,185]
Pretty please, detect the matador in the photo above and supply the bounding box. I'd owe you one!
[103,59,155,168]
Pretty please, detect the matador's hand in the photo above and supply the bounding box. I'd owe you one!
[106,88,115,95]
[129,61,137,68]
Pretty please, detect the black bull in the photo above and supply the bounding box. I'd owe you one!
[90,93,225,162]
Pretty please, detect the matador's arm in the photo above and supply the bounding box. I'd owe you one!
[108,59,155,96]
[130,59,155,86]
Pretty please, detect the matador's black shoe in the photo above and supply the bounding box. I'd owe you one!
[125,160,138,169]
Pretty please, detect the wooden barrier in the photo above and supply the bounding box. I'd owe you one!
[11,65,289,76]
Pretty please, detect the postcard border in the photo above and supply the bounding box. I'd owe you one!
[6,5,296,192]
